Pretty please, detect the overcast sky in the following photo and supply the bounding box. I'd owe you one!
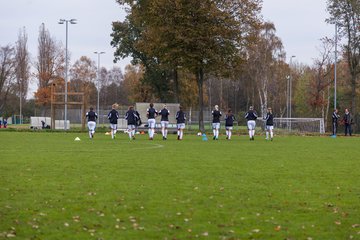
[0,0,335,97]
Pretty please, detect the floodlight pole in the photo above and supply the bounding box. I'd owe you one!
[59,18,77,130]
[334,22,338,109]
[94,51,105,125]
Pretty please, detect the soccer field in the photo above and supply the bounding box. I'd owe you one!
[0,132,359,239]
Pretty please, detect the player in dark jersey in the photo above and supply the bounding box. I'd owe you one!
[158,104,170,140]
[176,106,186,140]
[147,103,158,140]
[86,107,98,139]
[107,104,119,139]
[264,107,274,141]
[331,108,340,137]
[125,105,138,140]
[245,106,258,140]
[225,109,236,140]
[212,105,222,140]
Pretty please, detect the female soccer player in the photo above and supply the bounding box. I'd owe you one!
[147,103,158,140]
[225,109,236,140]
[244,106,258,140]
[86,107,98,139]
[176,106,186,140]
[264,107,274,141]
[107,104,119,139]
[158,104,170,140]
[125,105,138,140]
[212,105,222,140]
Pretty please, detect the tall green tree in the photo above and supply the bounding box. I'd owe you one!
[112,0,262,132]
[327,0,360,126]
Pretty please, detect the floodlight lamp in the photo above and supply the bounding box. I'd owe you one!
[70,19,77,24]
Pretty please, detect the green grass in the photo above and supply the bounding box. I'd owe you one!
[0,131,359,239]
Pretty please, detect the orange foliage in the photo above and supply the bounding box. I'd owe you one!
[34,87,51,106]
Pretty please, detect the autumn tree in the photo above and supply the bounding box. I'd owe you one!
[327,0,360,126]
[121,64,154,103]
[69,56,97,107]
[101,66,124,107]
[308,38,334,123]
[0,45,15,115]
[14,27,31,123]
[34,23,64,116]
[245,22,286,117]
[112,0,262,132]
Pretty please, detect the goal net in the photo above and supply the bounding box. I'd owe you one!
[256,118,325,134]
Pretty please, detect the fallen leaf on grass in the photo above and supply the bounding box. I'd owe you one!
[6,233,16,238]
[274,225,281,231]
[97,211,105,217]
[335,221,341,225]
[252,229,260,233]
[352,224,359,228]
[202,232,209,236]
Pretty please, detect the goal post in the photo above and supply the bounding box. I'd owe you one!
[256,118,325,134]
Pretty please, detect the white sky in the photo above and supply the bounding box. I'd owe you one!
[0,0,335,97]
[261,0,335,64]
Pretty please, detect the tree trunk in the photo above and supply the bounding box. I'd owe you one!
[197,67,205,133]
[173,68,180,103]
[351,74,356,132]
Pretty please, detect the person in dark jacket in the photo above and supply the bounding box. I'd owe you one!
[108,104,119,139]
[225,109,236,140]
[86,107,98,139]
[245,106,258,140]
[176,106,186,140]
[343,108,352,136]
[125,105,138,140]
[332,108,340,136]
[264,107,274,141]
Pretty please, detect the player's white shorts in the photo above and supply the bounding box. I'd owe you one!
[127,124,136,130]
[110,123,117,130]
[88,121,96,131]
[225,126,233,130]
[161,121,169,128]
[212,122,220,130]
[266,125,274,131]
[247,120,256,130]
[177,123,185,129]
[148,119,156,128]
